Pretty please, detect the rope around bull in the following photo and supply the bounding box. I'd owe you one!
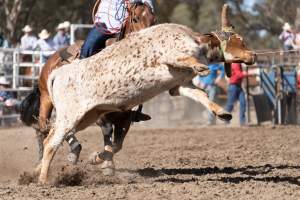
[255,49,299,55]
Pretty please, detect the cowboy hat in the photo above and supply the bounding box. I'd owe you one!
[0,76,10,85]
[283,22,292,31]
[63,21,71,28]
[38,29,50,40]
[57,23,65,30]
[22,25,33,33]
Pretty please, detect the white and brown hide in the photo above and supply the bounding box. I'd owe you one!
[48,23,211,132]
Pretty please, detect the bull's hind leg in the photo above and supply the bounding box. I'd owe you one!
[38,94,82,164]
[169,84,232,122]
[38,126,70,184]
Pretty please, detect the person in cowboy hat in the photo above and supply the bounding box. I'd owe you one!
[53,23,69,50]
[35,29,55,63]
[20,25,37,50]
[279,22,295,51]
[79,0,154,59]
[63,21,71,45]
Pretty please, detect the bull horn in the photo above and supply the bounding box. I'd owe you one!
[221,4,233,31]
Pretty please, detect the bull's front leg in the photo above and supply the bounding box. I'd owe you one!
[169,84,232,122]
[164,55,211,76]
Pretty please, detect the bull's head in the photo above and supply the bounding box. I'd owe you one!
[212,4,256,77]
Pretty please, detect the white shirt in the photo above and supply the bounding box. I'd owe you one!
[35,38,55,57]
[95,0,153,33]
[20,34,38,50]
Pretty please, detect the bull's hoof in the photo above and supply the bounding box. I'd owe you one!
[38,174,48,185]
[67,144,82,165]
[215,110,232,122]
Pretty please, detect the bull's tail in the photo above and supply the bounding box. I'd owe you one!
[20,86,40,126]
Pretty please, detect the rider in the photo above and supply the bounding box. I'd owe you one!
[79,0,154,59]
[66,0,154,164]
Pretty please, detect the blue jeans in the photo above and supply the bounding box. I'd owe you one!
[205,85,217,125]
[225,84,246,125]
[80,23,115,59]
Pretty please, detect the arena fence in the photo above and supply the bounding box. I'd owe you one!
[246,51,300,125]
[0,47,55,126]
[0,23,92,127]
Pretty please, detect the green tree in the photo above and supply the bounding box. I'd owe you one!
[195,0,226,33]
[170,3,194,27]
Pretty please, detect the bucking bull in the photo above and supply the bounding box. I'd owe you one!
[35,12,255,184]
[20,4,255,184]
[22,3,238,167]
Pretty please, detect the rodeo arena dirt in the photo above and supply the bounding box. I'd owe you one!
[1,2,300,200]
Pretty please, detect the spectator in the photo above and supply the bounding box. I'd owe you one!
[225,63,247,126]
[279,22,294,51]
[20,25,37,87]
[193,63,225,125]
[0,76,14,107]
[293,30,300,50]
[53,23,69,50]
[0,32,9,48]
[20,25,37,50]
[35,29,55,63]
[63,21,71,45]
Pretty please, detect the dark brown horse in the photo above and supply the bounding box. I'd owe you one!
[20,1,156,163]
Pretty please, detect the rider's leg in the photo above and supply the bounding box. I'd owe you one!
[79,23,114,59]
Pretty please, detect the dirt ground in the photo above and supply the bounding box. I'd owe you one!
[0,125,300,200]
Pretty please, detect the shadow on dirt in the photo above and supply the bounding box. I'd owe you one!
[137,164,300,186]
[18,164,300,187]
[207,176,300,186]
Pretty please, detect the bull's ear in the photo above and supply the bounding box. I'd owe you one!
[224,62,232,78]
[221,4,234,32]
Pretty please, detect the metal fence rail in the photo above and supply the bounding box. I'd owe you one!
[0,48,55,126]
[248,51,300,125]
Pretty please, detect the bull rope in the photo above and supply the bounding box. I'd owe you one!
[255,49,299,55]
